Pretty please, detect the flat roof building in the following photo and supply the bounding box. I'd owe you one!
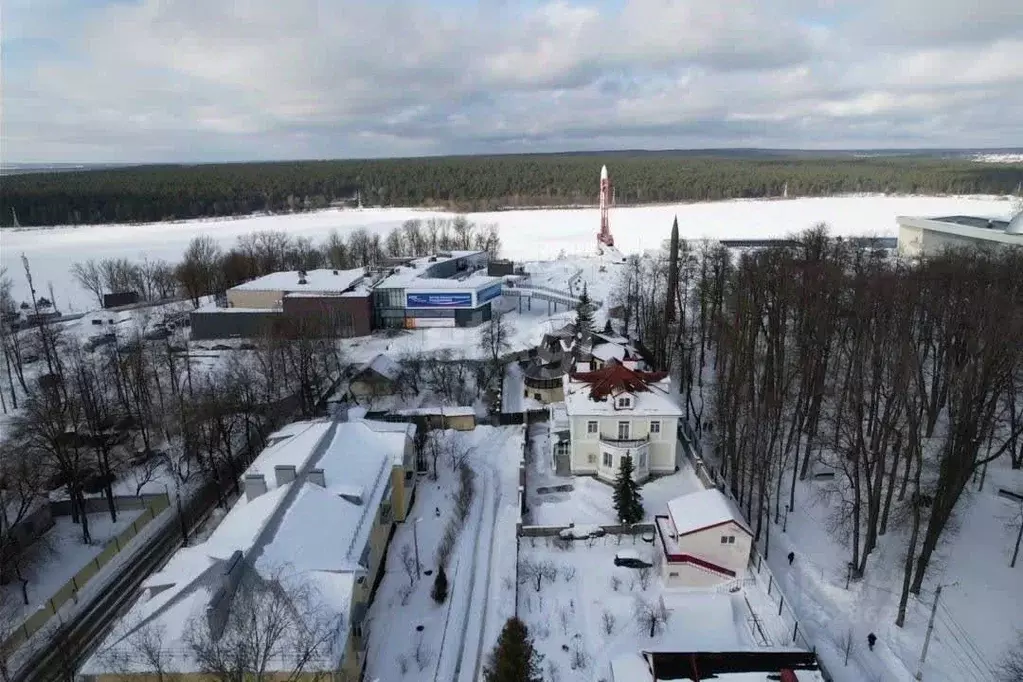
[897,212,1023,258]
[372,250,502,329]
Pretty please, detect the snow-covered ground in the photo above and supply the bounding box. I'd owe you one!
[524,423,704,526]
[1,509,143,624]
[3,195,1016,311]
[363,425,523,682]
[692,428,1023,682]
[516,538,800,682]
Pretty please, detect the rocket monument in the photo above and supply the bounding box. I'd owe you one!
[597,164,615,250]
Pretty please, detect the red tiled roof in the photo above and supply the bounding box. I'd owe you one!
[569,362,668,401]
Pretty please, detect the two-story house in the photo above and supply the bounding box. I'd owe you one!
[561,362,682,483]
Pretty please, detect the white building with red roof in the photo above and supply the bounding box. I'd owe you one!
[561,362,682,482]
[654,488,753,588]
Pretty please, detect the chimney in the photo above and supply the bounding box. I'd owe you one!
[244,473,267,501]
[308,468,326,487]
[274,465,297,487]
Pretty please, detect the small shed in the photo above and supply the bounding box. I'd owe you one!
[349,354,401,399]
[655,489,753,588]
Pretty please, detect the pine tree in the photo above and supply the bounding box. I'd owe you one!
[483,617,543,682]
[603,319,614,335]
[431,564,449,604]
[612,455,644,524]
[575,283,595,337]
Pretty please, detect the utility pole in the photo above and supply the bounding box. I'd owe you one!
[915,584,942,680]
[1011,503,1022,568]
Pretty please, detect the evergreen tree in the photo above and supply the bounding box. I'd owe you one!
[575,283,595,336]
[431,564,449,604]
[603,318,614,335]
[483,617,543,682]
[612,455,644,524]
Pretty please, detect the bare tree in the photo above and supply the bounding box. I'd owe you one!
[96,621,173,682]
[478,311,514,387]
[184,565,344,682]
[176,235,222,306]
[601,610,616,635]
[998,630,1023,682]
[70,260,105,307]
[400,543,418,585]
[634,597,668,638]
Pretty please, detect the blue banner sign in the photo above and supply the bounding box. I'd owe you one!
[406,292,473,308]
[476,283,504,305]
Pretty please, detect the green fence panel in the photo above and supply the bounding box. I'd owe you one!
[95,541,119,568]
[72,560,99,591]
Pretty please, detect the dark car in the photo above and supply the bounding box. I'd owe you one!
[614,550,653,569]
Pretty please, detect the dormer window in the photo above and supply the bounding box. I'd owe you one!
[616,395,632,409]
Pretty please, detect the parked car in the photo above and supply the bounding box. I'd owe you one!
[613,549,653,569]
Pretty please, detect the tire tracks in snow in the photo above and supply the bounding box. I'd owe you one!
[450,432,502,682]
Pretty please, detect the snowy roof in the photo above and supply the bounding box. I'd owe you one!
[243,420,334,492]
[374,250,487,289]
[563,365,681,417]
[396,406,476,417]
[231,267,365,293]
[666,489,751,537]
[83,418,401,676]
[591,343,627,362]
[352,353,401,382]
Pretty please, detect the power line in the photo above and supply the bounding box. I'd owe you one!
[932,617,990,682]
[935,603,1000,680]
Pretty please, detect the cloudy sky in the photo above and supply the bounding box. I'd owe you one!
[3,0,1022,163]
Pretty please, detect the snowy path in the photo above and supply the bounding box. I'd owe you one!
[364,426,522,682]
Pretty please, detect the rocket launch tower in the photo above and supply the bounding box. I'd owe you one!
[597,164,615,249]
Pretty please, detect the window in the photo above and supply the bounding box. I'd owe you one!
[617,421,630,440]
[588,454,597,464]
[602,451,613,468]
[534,393,542,401]
[617,395,632,408]
[669,572,679,578]
[720,535,735,544]
[587,420,598,434]
[729,536,736,544]
[650,420,661,434]
[556,440,570,456]
[352,622,364,638]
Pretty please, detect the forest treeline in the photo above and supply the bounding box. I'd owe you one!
[3,154,1022,227]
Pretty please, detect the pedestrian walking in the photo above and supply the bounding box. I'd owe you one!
[867,632,877,651]
[787,551,795,565]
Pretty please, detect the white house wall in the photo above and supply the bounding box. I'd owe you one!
[569,415,678,479]
[675,521,751,578]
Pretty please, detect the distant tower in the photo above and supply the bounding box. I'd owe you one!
[665,216,679,324]
[597,165,615,249]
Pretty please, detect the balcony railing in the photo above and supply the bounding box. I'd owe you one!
[599,433,649,447]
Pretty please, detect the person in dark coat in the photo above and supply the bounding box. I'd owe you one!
[867,633,877,651]
[787,551,795,565]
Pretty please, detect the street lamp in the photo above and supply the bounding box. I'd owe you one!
[412,517,423,578]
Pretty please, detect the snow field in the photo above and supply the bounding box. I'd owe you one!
[3,195,1015,312]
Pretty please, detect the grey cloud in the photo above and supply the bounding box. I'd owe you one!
[3,0,1022,162]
